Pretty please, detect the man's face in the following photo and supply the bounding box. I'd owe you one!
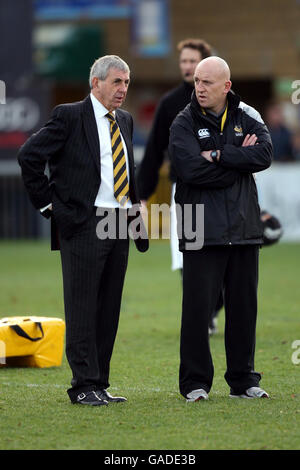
[194,63,231,112]
[92,67,130,111]
[179,48,202,84]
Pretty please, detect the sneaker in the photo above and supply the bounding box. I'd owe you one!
[229,386,269,399]
[186,389,209,402]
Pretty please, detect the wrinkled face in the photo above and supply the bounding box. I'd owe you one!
[179,47,202,84]
[92,67,130,111]
[194,63,231,113]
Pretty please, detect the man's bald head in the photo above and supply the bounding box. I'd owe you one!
[194,56,232,113]
[195,56,231,81]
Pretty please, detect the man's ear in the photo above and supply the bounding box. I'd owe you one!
[224,80,232,94]
[92,76,100,89]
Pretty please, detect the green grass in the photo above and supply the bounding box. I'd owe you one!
[0,240,299,450]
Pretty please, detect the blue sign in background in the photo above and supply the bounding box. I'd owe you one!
[131,0,171,57]
[34,0,131,20]
[34,0,171,58]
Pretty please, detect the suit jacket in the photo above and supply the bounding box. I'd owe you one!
[18,95,149,252]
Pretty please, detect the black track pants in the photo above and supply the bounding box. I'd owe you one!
[180,245,261,397]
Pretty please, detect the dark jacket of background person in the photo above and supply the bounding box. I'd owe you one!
[137,81,193,200]
[264,101,294,162]
[269,125,293,162]
[169,91,273,251]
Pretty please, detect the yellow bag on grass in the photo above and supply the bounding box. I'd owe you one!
[0,316,65,368]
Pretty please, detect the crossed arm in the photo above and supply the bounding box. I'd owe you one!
[169,114,272,188]
[201,133,258,162]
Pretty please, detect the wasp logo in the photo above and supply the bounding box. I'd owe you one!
[234,125,243,136]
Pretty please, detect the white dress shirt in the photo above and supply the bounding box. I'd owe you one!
[90,93,132,209]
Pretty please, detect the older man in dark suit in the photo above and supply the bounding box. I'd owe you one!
[18,55,148,406]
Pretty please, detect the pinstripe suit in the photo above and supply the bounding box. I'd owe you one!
[18,95,148,401]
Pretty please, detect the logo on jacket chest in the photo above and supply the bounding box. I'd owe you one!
[234,125,243,137]
[197,128,210,139]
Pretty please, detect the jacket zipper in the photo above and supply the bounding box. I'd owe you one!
[220,130,232,245]
[197,110,233,245]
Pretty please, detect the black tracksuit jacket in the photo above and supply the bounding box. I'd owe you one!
[169,91,273,251]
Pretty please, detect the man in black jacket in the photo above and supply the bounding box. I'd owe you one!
[169,56,273,401]
[18,55,148,406]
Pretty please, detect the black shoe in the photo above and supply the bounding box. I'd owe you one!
[73,391,109,406]
[97,389,127,403]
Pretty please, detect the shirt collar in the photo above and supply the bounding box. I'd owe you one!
[90,92,115,119]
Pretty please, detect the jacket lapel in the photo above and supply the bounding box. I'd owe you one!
[82,100,137,199]
[82,96,101,175]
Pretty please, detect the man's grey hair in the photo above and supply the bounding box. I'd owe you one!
[89,55,130,88]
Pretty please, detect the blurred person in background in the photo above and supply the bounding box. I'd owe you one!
[138,37,212,270]
[137,38,222,333]
[18,55,148,407]
[264,100,294,162]
[169,56,272,402]
[292,129,300,160]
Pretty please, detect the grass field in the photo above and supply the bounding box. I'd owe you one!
[0,239,299,450]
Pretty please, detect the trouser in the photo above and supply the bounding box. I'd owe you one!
[58,208,129,402]
[179,245,261,397]
[179,270,224,324]
[209,291,224,328]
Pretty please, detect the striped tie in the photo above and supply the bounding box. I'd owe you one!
[106,112,130,206]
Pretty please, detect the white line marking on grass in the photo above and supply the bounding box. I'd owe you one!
[1,381,65,389]
[1,382,175,393]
